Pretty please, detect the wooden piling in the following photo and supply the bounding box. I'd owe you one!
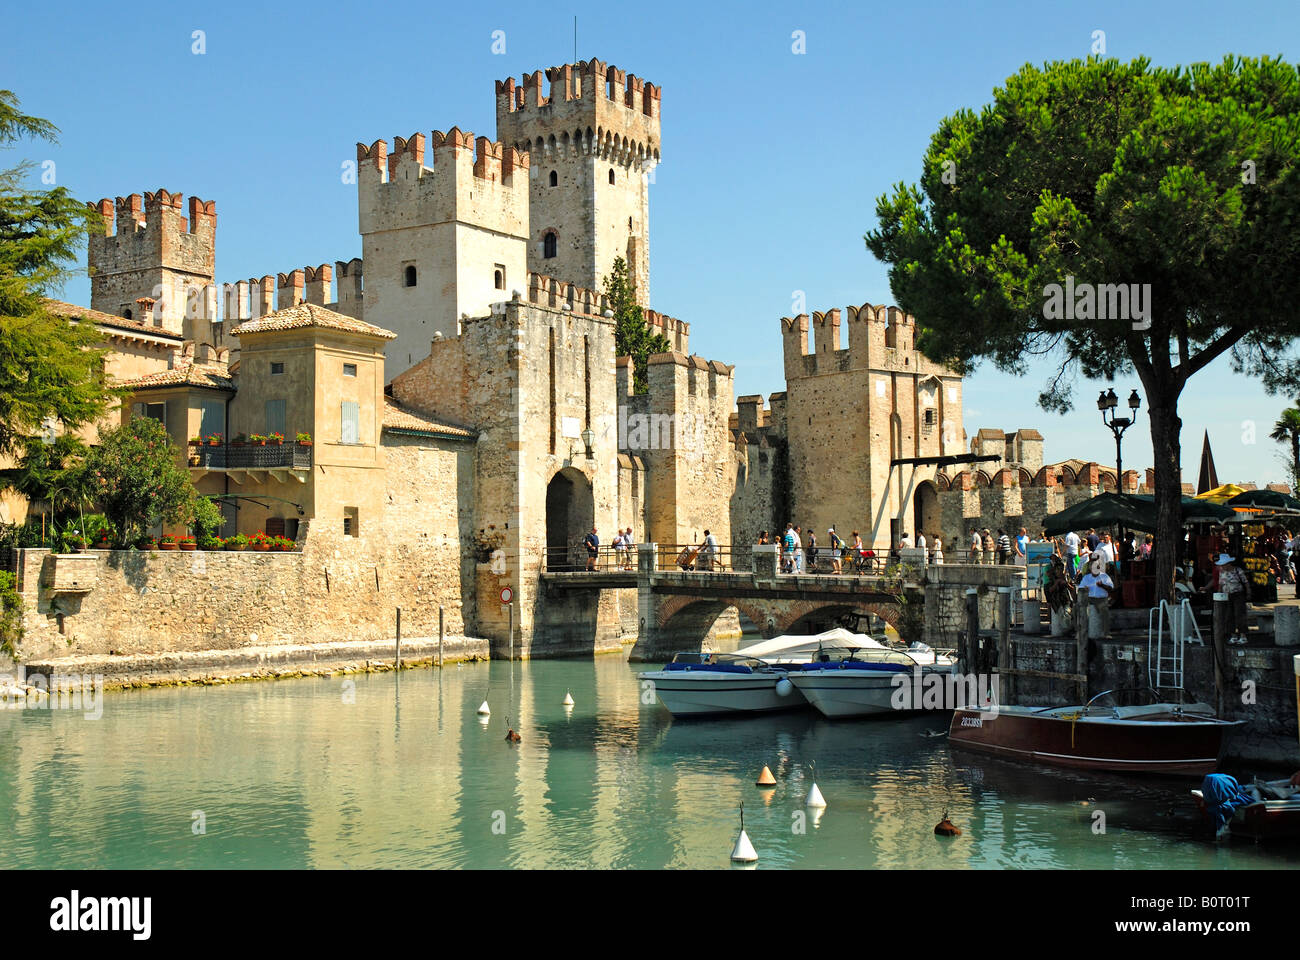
[395,606,402,670]
[1212,592,1228,716]
[438,605,445,667]
[997,587,1012,703]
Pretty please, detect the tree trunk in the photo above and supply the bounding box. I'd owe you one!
[1147,397,1183,605]
[1292,432,1299,493]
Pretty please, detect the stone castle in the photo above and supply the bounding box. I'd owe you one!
[13,56,1164,661]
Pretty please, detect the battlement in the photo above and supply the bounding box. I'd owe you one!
[523,273,688,350]
[357,127,529,239]
[87,189,216,241]
[495,58,661,165]
[644,352,734,419]
[781,301,954,378]
[496,58,660,119]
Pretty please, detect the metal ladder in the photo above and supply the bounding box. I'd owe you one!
[1147,598,1203,691]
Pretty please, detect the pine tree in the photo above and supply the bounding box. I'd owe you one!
[0,90,117,456]
[604,256,668,394]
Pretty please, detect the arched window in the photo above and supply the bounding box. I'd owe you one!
[494,269,503,290]
[404,265,417,287]
[608,168,615,185]
[123,308,133,320]
[543,232,557,259]
[549,170,558,187]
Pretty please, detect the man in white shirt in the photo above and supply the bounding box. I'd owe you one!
[793,526,804,573]
[1097,534,1115,567]
[1077,553,1115,639]
[916,532,926,552]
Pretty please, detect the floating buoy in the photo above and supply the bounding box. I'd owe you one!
[562,691,574,707]
[730,803,757,863]
[505,728,521,744]
[476,700,490,715]
[805,762,826,808]
[756,765,777,788]
[935,814,961,837]
[775,677,794,697]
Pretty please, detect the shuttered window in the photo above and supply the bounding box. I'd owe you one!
[265,399,286,437]
[341,401,360,444]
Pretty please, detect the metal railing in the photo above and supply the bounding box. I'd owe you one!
[658,543,740,573]
[541,542,639,573]
[537,541,947,576]
[191,443,313,471]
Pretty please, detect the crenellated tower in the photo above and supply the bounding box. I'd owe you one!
[496,58,661,306]
[86,189,216,338]
[355,128,530,374]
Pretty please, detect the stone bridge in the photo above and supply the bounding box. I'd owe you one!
[540,544,1027,661]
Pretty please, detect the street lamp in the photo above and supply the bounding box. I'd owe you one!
[1099,387,1141,492]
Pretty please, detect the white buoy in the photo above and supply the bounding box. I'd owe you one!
[775,677,794,697]
[806,762,827,808]
[730,803,757,863]
[476,700,490,715]
[562,691,574,706]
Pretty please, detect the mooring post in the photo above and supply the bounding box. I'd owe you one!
[1212,591,1229,716]
[997,587,1012,703]
[964,588,979,675]
[509,601,514,662]
[438,605,445,667]
[395,606,402,670]
[1074,590,1089,702]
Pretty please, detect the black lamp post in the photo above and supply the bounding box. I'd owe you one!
[1098,387,1141,492]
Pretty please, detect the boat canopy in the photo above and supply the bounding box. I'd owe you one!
[737,627,886,660]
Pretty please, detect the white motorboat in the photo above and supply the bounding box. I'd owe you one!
[787,642,960,718]
[641,628,884,717]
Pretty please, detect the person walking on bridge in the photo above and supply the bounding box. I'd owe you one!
[584,526,600,572]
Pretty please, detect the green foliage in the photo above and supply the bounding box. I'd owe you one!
[865,55,1300,600]
[191,496,224,538]
[0,569,21,658]
[1270,404,1300,492]
[85,418,196,545]
[604,256,669,393]
[0,432,91,510]
[0,91,121,457]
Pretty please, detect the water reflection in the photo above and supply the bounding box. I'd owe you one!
[0,656,1294,870]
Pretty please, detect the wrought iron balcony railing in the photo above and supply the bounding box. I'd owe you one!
[191,443,313,471]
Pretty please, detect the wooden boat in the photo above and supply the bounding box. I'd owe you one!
[1191,779,1300,840]
[948,691,1240,775]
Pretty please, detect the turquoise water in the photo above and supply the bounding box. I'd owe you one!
[1,657,1295,869]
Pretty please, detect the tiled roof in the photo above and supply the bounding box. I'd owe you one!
[382,397,474,439]
[118,362,235,392]
[43,298,183,340]
[231,302,396,340]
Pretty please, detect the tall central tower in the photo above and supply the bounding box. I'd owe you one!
[496,58,660,305]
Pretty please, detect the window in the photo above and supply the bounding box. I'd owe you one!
[131,401,166,428]
[285,518,299,541]
[123,308,133,321]
[343,507,359,537]
[265,398,286,437]
[404,265,417,287]
[609,168,615,184]
[543,232,557,259]
[549,170,558,187]
[265,517,286,538]
[343,363,357,377]
[199,400,224,439]
[341,401,360,444]
[270,361,284,375]
[494,266,504,290]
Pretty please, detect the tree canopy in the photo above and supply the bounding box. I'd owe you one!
[85,418,196,545]
[605,256,669,393]
[0,90,118,457]
[866,55,1300,600]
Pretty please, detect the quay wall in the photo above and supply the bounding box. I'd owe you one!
[6,540,477,669]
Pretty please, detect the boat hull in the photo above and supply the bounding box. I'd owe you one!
[789,665,957,718]
[948,707,1231,775]
[641,672,807,716]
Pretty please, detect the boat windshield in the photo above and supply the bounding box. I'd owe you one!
[666,652,772,670]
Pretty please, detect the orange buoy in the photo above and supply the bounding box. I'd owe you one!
[934,817,961,837]
[756,765,777,787]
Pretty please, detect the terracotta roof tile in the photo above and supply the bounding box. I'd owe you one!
[43,298,184,340]
[118,361,235,392]
[382,397,474,439]
[231,302,396,340]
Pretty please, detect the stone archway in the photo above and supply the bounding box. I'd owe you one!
[913,480,939,541]
[545,467,594,570]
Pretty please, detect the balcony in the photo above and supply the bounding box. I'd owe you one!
[189,443,312,484]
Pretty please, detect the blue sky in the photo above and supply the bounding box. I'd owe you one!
[6,0,1299,484]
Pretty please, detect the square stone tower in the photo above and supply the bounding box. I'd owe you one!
[356,129,530,375]
[86,189,216,337]
[496,58,661,305]
[779,304,964,550]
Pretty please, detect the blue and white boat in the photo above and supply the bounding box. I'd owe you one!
[641,628,883,717]
[787,643,959,718]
